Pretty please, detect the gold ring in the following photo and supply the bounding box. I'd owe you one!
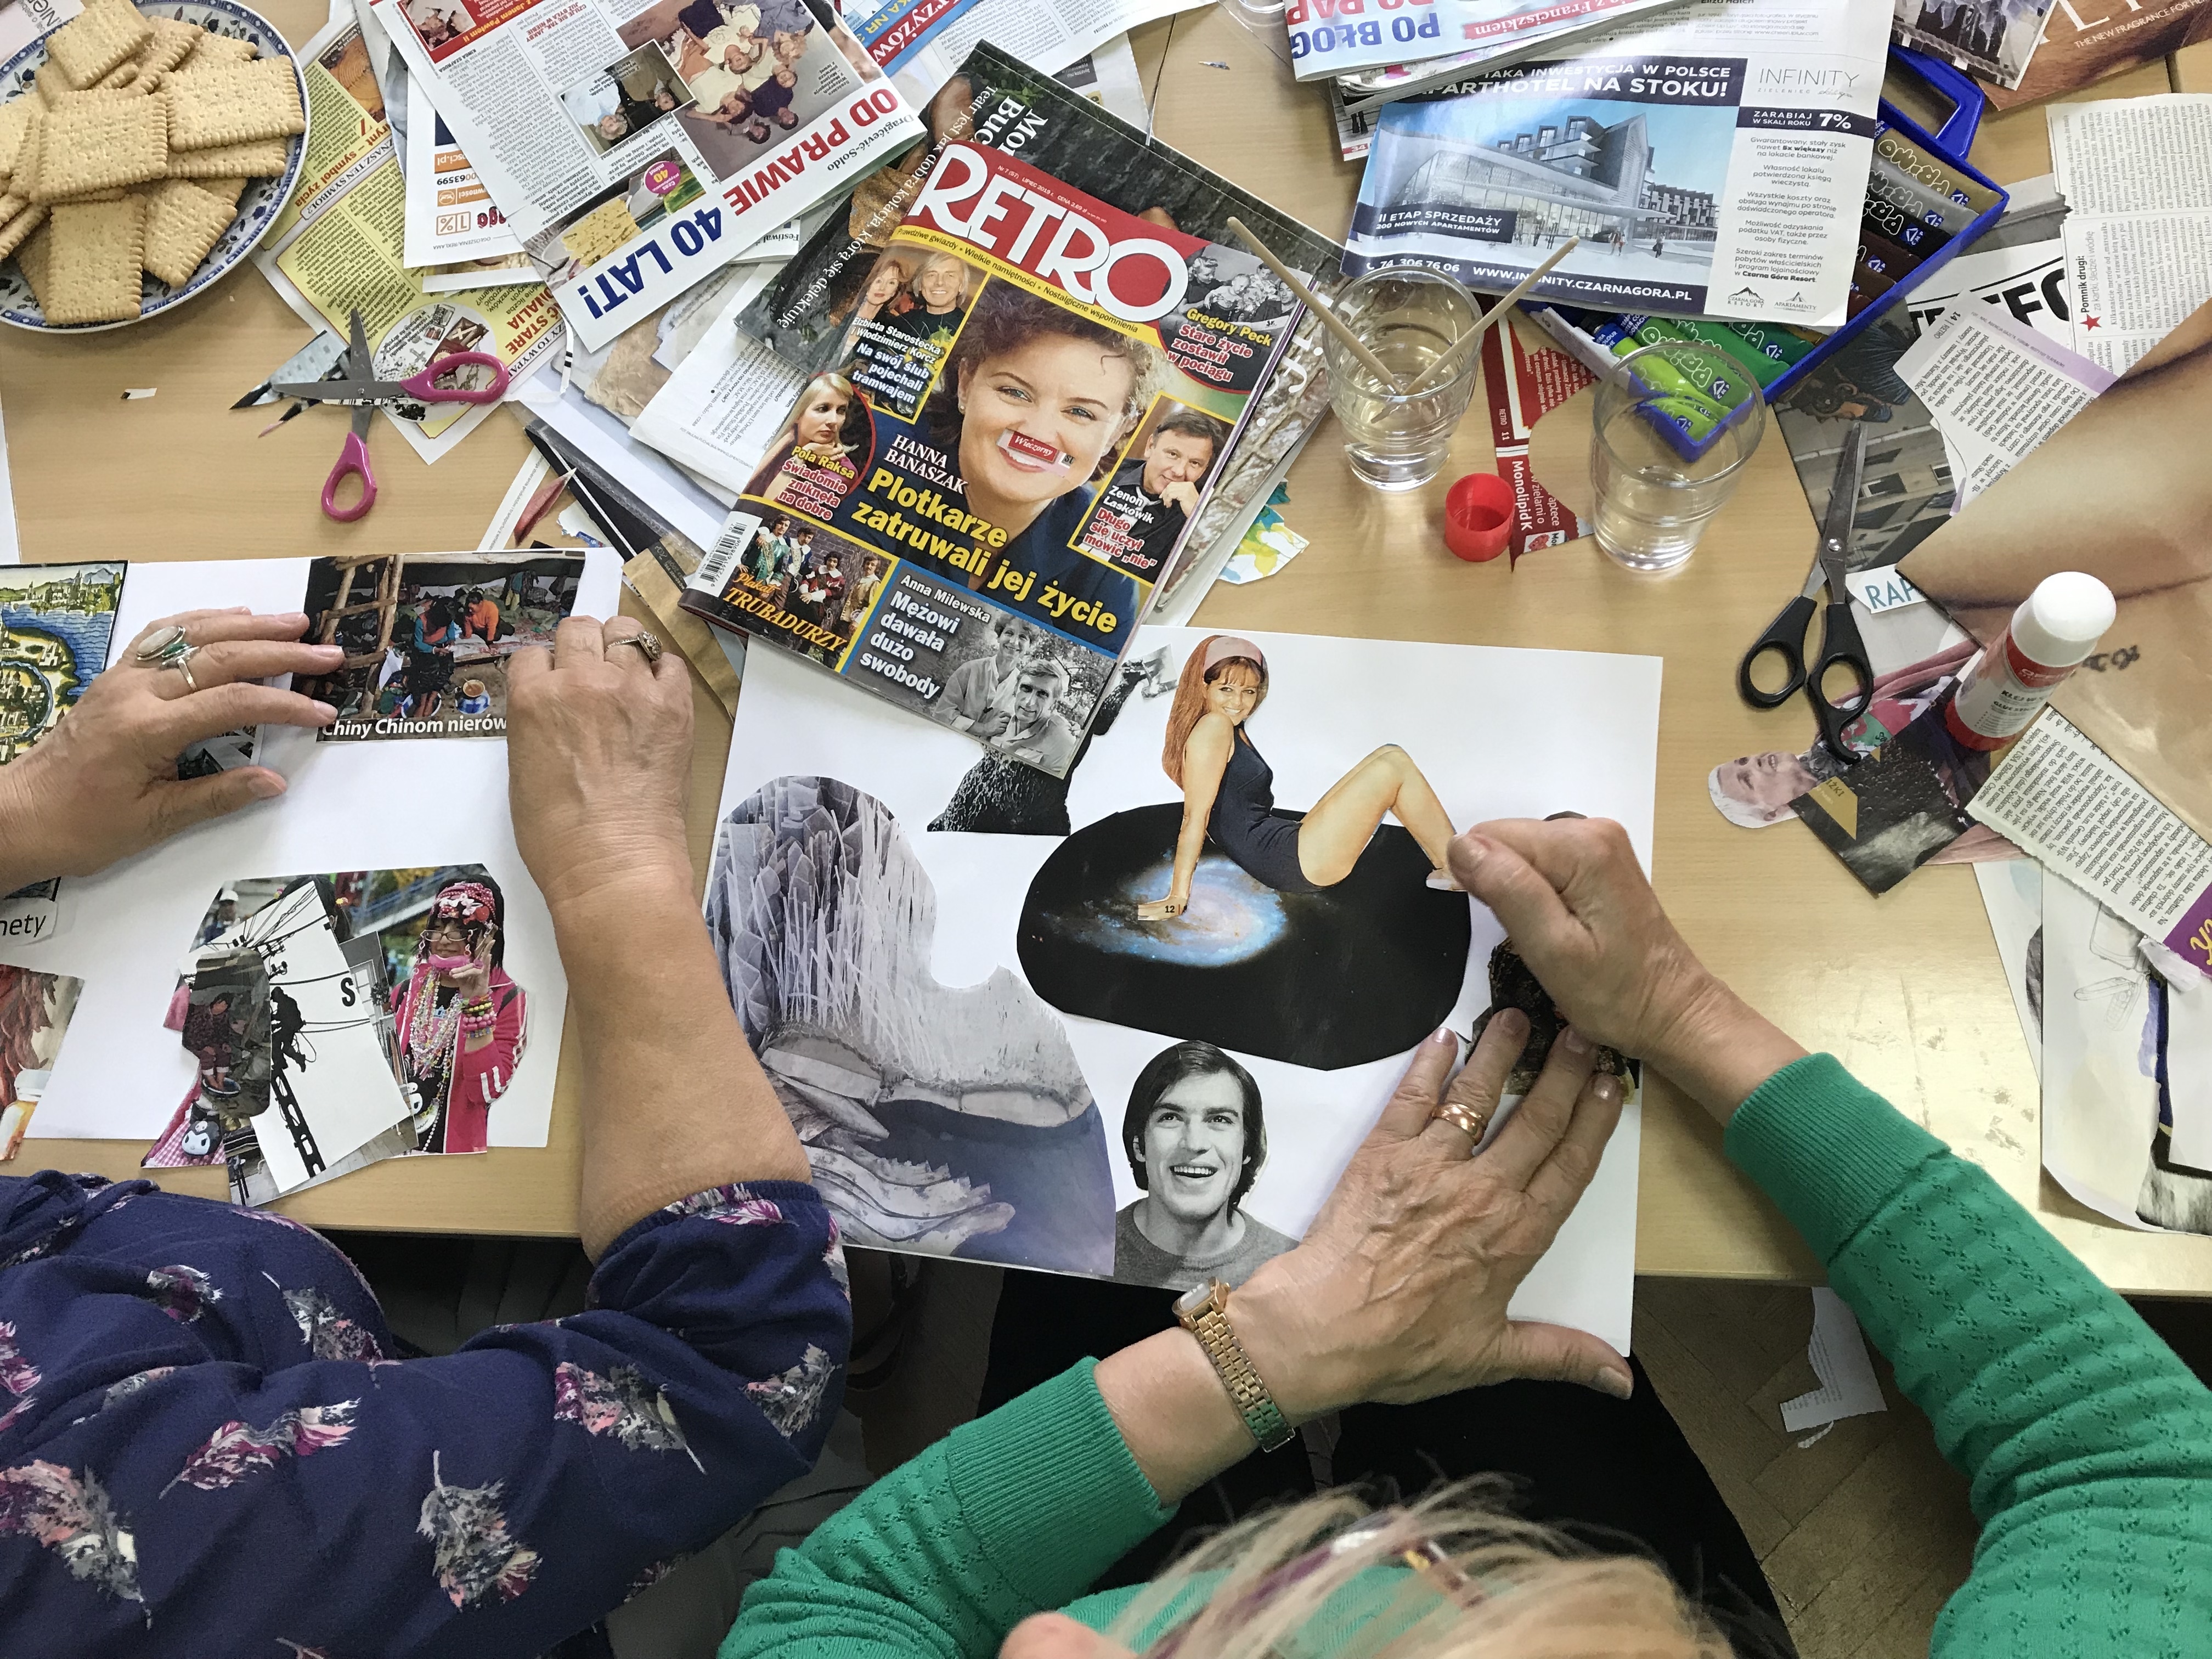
[609,630,663,664]
[1433,1101,1492,1147]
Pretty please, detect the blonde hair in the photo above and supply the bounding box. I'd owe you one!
[1107,1487,1736,1659]
[1161,636,1266,789]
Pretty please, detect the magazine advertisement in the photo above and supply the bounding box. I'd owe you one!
[1889,0,2056,92]
[850,0,1199,106]
[735,44,1339,622]
[1288,0,1694,84]
[1983,0,2212,111]
[1346,0,1891,324]
[257,8,562,464]
[681,138,1304,776]
[402,73,531,270]
[371,0,922,352]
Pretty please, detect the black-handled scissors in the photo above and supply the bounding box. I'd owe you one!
[1736,425,1874,763]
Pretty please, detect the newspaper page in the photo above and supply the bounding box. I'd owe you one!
[2048,94,2212,375]
[1889,0,2054,89]
[630,271,807,486]
[1900,232,2071,347]
[372,0,921,353]
[1347,0,1892,324]
[1290,0,1696,83]
[256,9,563,464]
[1894,305,2112,510]
[403,71,531,267]
[1969,709,2212,975]
[680,138,1308,775]
[851,0,1200,106]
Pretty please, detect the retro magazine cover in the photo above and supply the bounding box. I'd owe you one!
[735,44,1344,619]
[681,138,1304,777]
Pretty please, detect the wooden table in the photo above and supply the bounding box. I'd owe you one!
[10,3,2211,1294]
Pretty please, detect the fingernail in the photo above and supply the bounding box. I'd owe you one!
[1562,1026,1592,1054]
[310,643,343,657]
[1496,1007,1528,1034]
[277,612,306,624]
[1432,1026,1457,1047]
[312,702,338,723]
[248,771,284,799]
[1592,1075,1622,1104]
[1598,1369,1633,1400]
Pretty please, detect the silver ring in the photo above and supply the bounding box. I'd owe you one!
[609,630,663,664]
[167,648,201,694]
[134,624,191,665]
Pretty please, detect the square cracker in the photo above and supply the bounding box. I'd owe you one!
[165,60,303,150]
[137,18,204,77]
[46,1,152,88]
[9,106,40,200]
[193,175,248,206]
[176,32,258,72]
[142,177,235,285]
[0,103,31,178]
[14,219,54,301]
[30,94,167,201]
[35,61,72,107]
[0,202,47,261]
[42,194,145,324]
[167,136,287,178]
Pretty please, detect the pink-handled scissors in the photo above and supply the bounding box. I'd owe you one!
[269,308,511,522]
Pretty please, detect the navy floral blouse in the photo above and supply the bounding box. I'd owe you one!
[0,1169,851,1656]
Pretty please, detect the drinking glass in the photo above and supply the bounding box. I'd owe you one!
[1589,340,1768,572]
[1321,268,1483,493]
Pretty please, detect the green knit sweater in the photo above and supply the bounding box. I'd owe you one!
[724,1054,2212,1657]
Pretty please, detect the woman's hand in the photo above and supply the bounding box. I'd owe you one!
[0,608,338,891]
[1231,1011,1632,1415]
[1447,816,1805,1119]
[505,616,695,915]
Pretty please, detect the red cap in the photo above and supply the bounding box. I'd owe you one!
[1444,472,1513,563]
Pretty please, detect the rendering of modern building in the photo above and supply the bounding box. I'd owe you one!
[1385,112,1718,246]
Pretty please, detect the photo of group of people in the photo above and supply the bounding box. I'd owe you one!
[399,0,477,57]
[836,242,979,415]
[146,867,530,1199]
[292,552,586,741]
[561,41,696,155]
[1182,246,1297,330]
[612,0,873,174]
[726,515,885,662]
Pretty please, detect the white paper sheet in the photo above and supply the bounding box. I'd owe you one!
[2040,872,2167,1231]
[629,277,805,495]
[714,629,1663,1353]
[1779,1288,1886,1433]
[0,555,619,1149]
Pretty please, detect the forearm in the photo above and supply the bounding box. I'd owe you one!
[554,863,809,1257]
[1094,1328,1265,1505]
[1646,976,1808,1127]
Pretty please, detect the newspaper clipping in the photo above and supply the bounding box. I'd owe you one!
[1288,0,1691,83]
[258,9,562,464]
[1347,0,1891,324]
[682,139,1301,775]
[850,0,1201,105]
[374,0,923,350]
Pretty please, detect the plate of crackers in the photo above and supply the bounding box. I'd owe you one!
[0,0,308,330]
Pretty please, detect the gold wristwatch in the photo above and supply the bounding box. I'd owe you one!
[1173,1277,1293,1452]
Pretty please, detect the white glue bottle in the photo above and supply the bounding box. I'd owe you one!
[1943,571,2116,752]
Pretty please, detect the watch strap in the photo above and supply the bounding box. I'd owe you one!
[1176,1279,1293,1453]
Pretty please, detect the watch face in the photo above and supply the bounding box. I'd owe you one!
[1173,1278,1221,1321]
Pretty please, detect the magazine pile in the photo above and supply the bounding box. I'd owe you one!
[1346,0,1893,326]
[674,43,1341,779]
[370,0,924,349]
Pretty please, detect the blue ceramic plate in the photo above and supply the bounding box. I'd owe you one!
[0,0,308,332]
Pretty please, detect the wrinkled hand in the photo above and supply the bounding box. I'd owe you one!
[1447,817,1803,1116]
[505,615,694,912]
[1233,1009,1631,1414]
[0,608,338,888]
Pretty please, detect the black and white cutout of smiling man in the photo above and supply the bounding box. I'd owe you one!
[1113,1040,1295,1290]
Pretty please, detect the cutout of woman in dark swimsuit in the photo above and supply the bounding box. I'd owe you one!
[1137,634,1462,921]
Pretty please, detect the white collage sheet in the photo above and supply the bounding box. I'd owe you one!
[712,628,1662,1352]
[0,555,620,1164]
